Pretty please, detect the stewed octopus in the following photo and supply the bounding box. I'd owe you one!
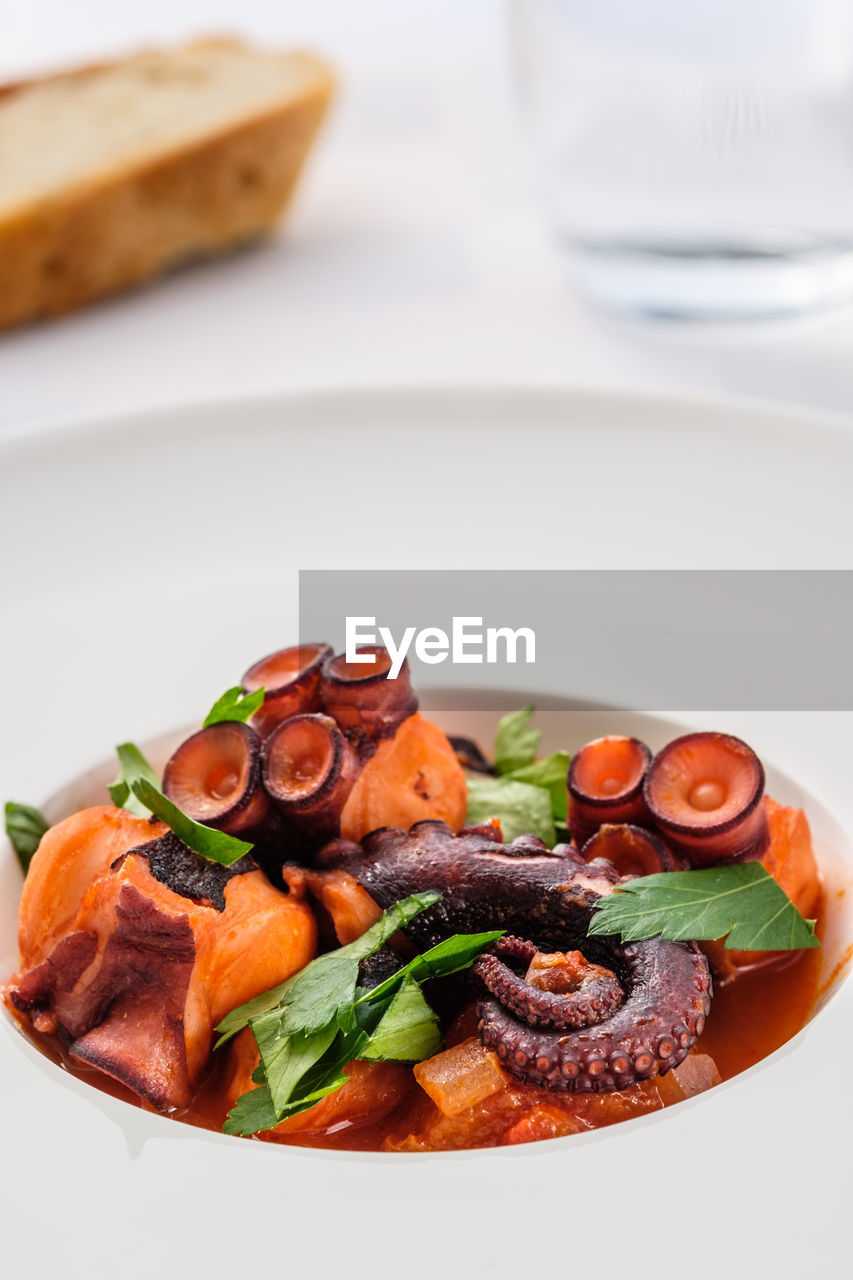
[4,644,823,1151]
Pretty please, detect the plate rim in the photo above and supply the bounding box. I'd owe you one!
[2,382,853,458]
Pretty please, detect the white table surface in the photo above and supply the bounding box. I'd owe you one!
[3,0,853,437]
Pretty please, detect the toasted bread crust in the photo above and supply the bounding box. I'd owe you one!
[0,47,334,331]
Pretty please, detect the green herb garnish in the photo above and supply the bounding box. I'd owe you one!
[110,742,252,867]
[216,892,442,1047]
[494,706,540,774]
[108,742,160,817]
[465,775,556,844]
[504,750,571,825]
[588,862,819,951]
[203,686,265,728]
[219,892,502,1136]
[4,801,49,874]
[358,976,441,1062]
[464,707,570,842]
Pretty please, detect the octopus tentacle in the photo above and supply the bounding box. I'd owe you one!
[242,643,332,739]
[473,937,623,1030]
[644,732,769,866]
[319,646,418,740]
[580,823,680,877]
[262,713,360,841]
[162,722,269,834]
[568,735,652,848]
[317,820,712,1092]
[478,938,711,1093]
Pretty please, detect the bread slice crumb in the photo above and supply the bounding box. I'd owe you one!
[0,38,335,331]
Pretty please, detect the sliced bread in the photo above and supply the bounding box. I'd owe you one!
[0,38,335,331]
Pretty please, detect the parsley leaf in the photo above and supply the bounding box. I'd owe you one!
[359,977,441,1062]
[253,1018,339,1114]
[111,741,252,867]
[382,929,505,985]
[588,862,820,951]
[465,775,555,844]
[463,710,570,843]
[108,743,161,817]
[219,896,503,1136]
[214,892,441,1047]
[203,685,265,728]
[359,929,505,1006]
[4,801,49,874]
[214,981,296,1048]
[222,1082,280,1136]
[504,751,571,824]
[223,1070,351,1136]
[494,706,540,774]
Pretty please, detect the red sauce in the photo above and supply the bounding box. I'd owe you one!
[258,941,824,1152]
[13,918,824,1153]
[696,946,822,1080]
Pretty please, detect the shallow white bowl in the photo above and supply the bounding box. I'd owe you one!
[2,389,852,1280]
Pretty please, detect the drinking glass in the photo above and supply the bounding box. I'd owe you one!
[512,0,853,318]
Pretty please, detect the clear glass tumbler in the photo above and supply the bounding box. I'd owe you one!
[512,0,853,319]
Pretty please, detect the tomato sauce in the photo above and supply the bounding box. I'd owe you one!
[18,920,822,1154]
[248,939,824,1152]
[8,814,832,1155]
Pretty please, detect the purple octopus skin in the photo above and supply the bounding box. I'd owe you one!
[473,935,624,1030]
[316,820,713,1094]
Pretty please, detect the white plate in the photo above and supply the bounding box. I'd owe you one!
[1,388,852,1279]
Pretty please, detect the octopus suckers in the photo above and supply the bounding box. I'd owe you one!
[319,821,713,1096]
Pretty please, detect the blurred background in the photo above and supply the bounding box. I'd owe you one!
[4,0,853,433]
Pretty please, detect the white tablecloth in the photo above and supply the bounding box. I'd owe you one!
[3,0,853,437]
